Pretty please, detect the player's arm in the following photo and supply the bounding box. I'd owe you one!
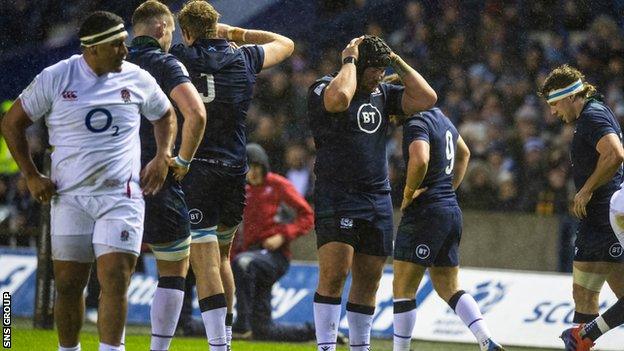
[141,106,176,195]
[217,24,294,69]
[0,99,56,203]
[169,82,206,181]
[573,133,624,218]
[452,135,470,191]
[388,53,437,115]
[402,139,430,211]
[323,36,363,113]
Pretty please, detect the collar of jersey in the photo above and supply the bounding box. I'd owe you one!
[195,38,230,50]
[130,36,163,51]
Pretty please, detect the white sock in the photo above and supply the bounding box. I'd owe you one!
[98,343,121,351]
[58,344,81,351]
[452,292,492,350]
[199,294,228,351]
[226,325,232,348]
[346,303,374,351]
[314,293,342,351]
[120,327,126,351]
[393,299,416,351]
[150,284,185,350]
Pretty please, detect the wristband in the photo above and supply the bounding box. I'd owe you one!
[227,27,247,42]
[342,56,357,65]
[174,155,191,169]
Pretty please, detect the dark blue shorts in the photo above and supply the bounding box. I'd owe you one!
[394,205,462,267]
[314,185,393,257]
[182,162,246,229]
[575,217,624,262]
[143,175,190,245]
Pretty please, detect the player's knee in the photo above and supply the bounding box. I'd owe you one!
[99,267,133,295]
[573,269,607,295]
[55,277,86,297]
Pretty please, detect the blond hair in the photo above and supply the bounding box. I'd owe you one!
[132,0,172,25]
[177,0,220,40]
[539,64,597,100]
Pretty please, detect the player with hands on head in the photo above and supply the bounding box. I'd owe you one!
[307,35,436,351]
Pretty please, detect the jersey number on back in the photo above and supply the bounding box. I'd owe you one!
[199,73,215,103]
[444,130,454,175]
[85,108,119,136]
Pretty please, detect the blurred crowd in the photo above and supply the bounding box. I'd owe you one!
[1,1,624,250]
[247,1,624,216]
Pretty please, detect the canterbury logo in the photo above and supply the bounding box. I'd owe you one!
[61,91,77,99]
[320,347,331,351]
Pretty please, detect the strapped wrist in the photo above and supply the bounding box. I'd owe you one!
[174,155,191,169]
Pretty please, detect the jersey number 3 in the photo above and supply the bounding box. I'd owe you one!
[444,130,455,175]
[199,73,215,103]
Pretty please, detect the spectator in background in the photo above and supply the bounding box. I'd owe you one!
[284,144,312,198]
[231,143,315,341]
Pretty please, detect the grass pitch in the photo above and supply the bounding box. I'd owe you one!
[11,319,559,351]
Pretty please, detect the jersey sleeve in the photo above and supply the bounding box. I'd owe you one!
[241,44,265,74]
[140,72,171,121]
[307,80,329,115]
[382,83,405,116]
[18,70,55,121]
[405,117,430,144]
[583,109,618,148]
[161,56,192,96]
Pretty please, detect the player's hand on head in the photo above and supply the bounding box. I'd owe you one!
[342,36,365,61]
[140,155,169,196]
[216,23,232,39]
[25,173,57,204]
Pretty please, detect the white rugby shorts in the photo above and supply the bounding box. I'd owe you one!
[51,194,145,262]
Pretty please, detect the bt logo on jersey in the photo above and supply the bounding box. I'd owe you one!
[357,103,382,134]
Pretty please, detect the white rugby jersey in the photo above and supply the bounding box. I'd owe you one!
[19,54,170,196]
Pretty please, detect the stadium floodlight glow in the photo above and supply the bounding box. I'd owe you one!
[546,79,584,104]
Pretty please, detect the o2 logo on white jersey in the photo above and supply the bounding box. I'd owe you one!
[85,108,119,136]
[356,103,382,134]
[188,208,203,224]
[609,242,623,258]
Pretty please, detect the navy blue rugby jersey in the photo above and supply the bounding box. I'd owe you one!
[571,96,623,213]
[307,75,404,192]
[170,39,264,173]
[126,36,191,167]
[402,108,459,209]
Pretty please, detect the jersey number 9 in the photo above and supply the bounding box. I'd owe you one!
[445,130,455,175]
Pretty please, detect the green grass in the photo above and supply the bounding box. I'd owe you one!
[10,319,559,351]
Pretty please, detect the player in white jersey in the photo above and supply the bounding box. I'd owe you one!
[1,11,175,351]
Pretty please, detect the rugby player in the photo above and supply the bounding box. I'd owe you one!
[387,74,504,350]
[1,11,174,351]
[127,2,206,350]
[170,1,294,349]
[539,65,624,350]
[307,35,436,351]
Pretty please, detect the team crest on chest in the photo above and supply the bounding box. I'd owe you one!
[120,88,131,103]
[356,103,382,134]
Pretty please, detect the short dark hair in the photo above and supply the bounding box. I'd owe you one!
[78,11,125,39]
[132,0,172,25]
